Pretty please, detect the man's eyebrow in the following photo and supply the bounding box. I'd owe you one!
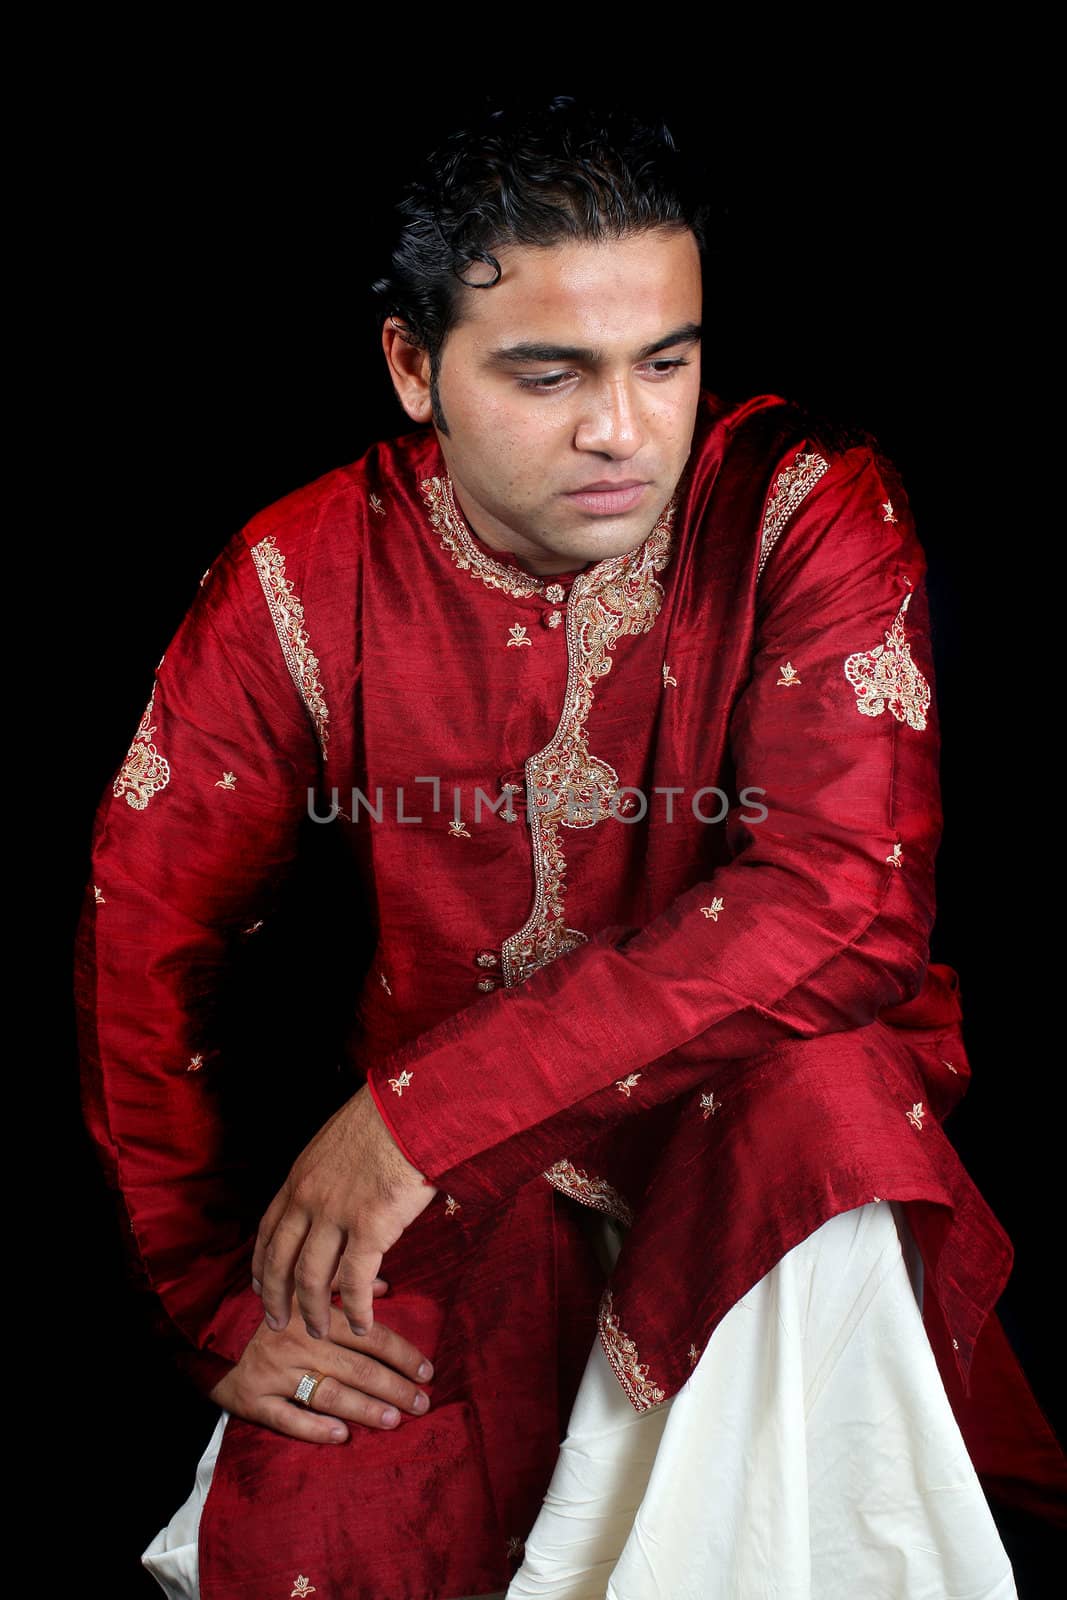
[485,322,703,367]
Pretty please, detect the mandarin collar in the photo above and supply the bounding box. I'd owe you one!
[416,467,679,604]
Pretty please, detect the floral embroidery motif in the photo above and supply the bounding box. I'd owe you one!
[872,1194,883,1203]
[448,818,471,839]
[290,1580,317,1599]
[886,842,903,867]
[113,685,171,810]
[421,473,677,986]
[507,624,532,648]
[500,497,678,986]
[420,475,546,600]
[843,589,931,731]
[662,661,677,687]
[378,970,392,995]
[200,566,211,587]
[242,919,264,935]
[700,897,724,921]
[444,1194,461,1217]
[215,770,237,790]
[756,450,830,579]
[388,1070,414,1096]
[952,1337,959,1350]
[882,499,898,523]
[777,660,801,687]
[93,885,106,904]
[906,1100,926,1130]
[250,533,331,760]
[943,1059,959,1075]
[369,493,386,517]
[599,1287,666,1411]
[543,1159,634,1227]
[506,1534,526,1560]
[688,1343,701,1366]
[187,1053,204,1073]
[616,1073,642,1097]
[700,1091,721,1119]
[544,583,566,604]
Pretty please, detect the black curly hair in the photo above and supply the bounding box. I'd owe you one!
[370,94,713,434]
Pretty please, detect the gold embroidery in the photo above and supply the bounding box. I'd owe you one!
[448,818,471,839]
[943,1059,959,1075]
[388,1069,414,1096]
[886,842,903,867]
[242,919,264,935]
[506,1534,526,1560]
[756,450,830,579]
[662,661,677,687]
[843,589,931,731]
[543,1159,634,1227]
[507,624,532,648]
[699,896,724,921]
[369,493,386,517]
[688,1343,700,1366]
[249,533,330,760]
[906,1100,926,1130]
[199,566,211,587]
[700,1090,721,1119]
[378,970,392,995]
[872,1195,883,1203]
[215,770,237,790]
[444,1194,461,1216]
[882,499,898,523]
[113,685,172,811]
[420,475,546,600]
[776,660,801,687]
[616,1073,641,1097]
[187,1053,204,1073]
[290,1580,317,1599]
[501,498,678,985]
[544,583,566,604]
[93,885,105,904]
[599,1287,666,1410]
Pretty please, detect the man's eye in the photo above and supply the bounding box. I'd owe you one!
[514,359,691,393]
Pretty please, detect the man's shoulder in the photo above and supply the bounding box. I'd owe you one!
[235,419,437,560]
[694,388,884,470]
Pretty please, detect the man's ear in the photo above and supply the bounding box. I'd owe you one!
[381,318,433,423]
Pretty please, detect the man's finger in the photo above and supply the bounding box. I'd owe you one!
[259,1212,313,1330]
[337,1245,384,1336]
[293,1222,345,1340]
[257,1394,351,1445]
[251,1187,291,1292]
[343,1312,435,1385]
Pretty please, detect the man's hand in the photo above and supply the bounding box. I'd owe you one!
[252,1084,438,1341]
[208,1283,436,1444]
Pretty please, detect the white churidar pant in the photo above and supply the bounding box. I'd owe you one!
[143,1200,1018,1600]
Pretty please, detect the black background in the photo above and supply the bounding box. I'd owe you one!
[55,68,1059,1598]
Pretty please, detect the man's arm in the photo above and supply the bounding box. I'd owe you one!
[361,442,943,1205]
[74,529,326,1395]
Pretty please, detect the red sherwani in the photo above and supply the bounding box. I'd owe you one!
[75,389,1064,1600]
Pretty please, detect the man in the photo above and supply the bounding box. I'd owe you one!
[76,96,1051,1599]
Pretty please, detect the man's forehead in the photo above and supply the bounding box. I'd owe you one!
[454,231,701,346]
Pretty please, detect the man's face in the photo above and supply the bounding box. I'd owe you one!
[428,228,703,576]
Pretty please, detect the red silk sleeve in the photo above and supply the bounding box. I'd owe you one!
[74,530,322,1396]
[365,444,944,1205]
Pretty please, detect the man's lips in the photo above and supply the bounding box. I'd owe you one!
[564,480,650,514]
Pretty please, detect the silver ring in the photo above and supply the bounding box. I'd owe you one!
[292,1370,324,1408]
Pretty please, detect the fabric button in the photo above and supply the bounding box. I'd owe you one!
[544,583,566,603]
[474,949,500,969]
[476,977,499,992]
[543,609,564,629]
[499,772,528,815]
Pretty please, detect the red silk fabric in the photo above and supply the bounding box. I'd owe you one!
[75,391,1064,1596]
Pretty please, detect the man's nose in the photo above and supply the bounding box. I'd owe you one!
[573,378,647,456]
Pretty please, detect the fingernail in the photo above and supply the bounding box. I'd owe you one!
[330,1426,347,1442]
[307,1326,322,1340]
[265,1313,280,1331]
[412,1392,429,1413]
[252,1277,262,1295]
[417,1360,433,1380]
[350,1323,368,1337]
[381,1407,399,1426]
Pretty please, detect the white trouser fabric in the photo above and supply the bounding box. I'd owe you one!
[143,1201,1017,1600]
